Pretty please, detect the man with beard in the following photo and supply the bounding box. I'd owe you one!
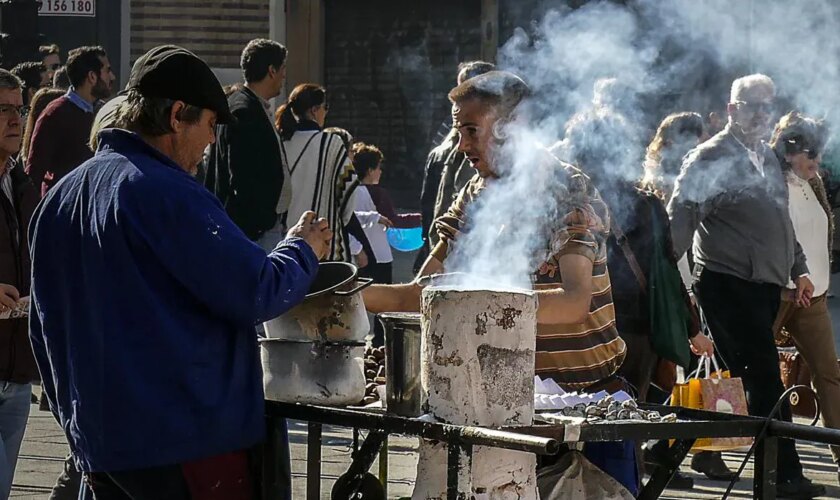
[668,74,824,499]
[26,46,114,197]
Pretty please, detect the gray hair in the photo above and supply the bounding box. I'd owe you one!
[0,69,22,91]
[730,74,775,103]
[89,95,127,151]
[112,90,203,138]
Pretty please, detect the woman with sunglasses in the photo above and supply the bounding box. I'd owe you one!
[770,112,840,476]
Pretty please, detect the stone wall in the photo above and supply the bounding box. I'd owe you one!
[130,0,269,70]
[323,0,482,203]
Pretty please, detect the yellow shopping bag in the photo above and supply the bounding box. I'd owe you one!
[670,356,752,452]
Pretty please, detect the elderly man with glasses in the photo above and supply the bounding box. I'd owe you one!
[668,74,824,499]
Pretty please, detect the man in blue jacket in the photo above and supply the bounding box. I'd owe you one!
[28,45,331,499]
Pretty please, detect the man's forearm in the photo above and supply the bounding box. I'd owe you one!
[362,282,422,314]
[535,287,591,325]
[362,253,443,314]
[534,253,594,325]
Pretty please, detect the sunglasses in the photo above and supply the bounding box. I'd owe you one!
[801,148,821,160]
[786,139,821,160]
[734,100,773,114]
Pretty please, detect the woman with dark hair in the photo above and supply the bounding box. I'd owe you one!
[18,87,64,165]
[641,112,706,200]
[276,84,359,261]
[641,111,735,484]
[562,108,713,400]
[770,112,840,472]
[643,112,708,286]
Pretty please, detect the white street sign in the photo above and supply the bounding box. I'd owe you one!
[38,0,96,17]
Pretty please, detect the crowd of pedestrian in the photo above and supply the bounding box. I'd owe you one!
[0,34,834,500]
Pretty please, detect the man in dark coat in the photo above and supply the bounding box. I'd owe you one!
[205,39,291,248]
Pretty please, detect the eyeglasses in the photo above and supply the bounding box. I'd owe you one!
[734,100,773,114]
[0,104,27,118]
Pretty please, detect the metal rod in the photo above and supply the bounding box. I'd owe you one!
[637,439,695,500]
[767,420,840,445]
[345,430,387,489]
[306,422,322,500]
[379,436,388,498]
[446,442,460,500]
[262,415,288,499]
[267,402,558,455]
[446,441,473,500]
[754,436,778,500]
[454,425,559,454]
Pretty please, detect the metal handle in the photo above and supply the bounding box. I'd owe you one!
[334,277,374,296]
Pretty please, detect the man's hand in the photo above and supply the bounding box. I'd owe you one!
[689,334,714,357]
[794,275,815,308]
[0,284,19,313]
[287,211,332,260]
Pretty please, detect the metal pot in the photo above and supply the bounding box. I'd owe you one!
[260,338,366,405]
[379,312,423,416]
[263,262,373,342]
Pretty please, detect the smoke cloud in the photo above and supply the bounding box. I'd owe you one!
[444,0,840,287]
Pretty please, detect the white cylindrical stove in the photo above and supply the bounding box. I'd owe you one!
[413,285,538,499]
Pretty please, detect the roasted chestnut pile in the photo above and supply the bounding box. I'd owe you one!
[362,346,386,405]
[554,396,677,423]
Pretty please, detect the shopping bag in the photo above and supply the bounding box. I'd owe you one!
[670,356,752,451]
[648,210,693,369]
[537,450,634,500]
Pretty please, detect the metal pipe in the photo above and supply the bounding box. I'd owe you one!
[267,402,558,455]
[767,420,840,445]
[453,426,560,455]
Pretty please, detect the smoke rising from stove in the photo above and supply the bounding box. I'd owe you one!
[444,0,839,288]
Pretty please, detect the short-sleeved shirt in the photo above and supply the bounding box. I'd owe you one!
[431,151,626,390]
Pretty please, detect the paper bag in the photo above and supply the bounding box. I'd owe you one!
[671,356,752,451]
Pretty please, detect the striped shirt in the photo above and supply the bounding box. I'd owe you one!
[432,152,625,390]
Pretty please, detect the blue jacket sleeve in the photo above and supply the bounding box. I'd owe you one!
[121,177,318,328]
